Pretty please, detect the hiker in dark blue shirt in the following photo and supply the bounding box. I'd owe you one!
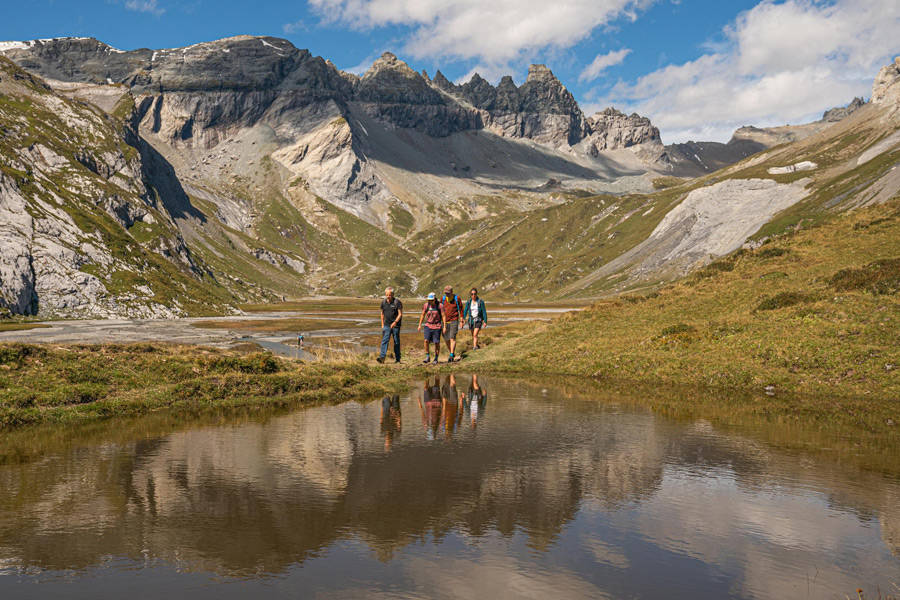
[378,287,403,363]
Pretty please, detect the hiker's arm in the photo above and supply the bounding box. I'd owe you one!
[394,307,402,327]
[417,306,425,330]
[380,308,385,327]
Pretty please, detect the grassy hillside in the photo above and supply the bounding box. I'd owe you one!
[470,199,900,407]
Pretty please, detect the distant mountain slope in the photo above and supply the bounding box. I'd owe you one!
[0,37,896,316]
[664,97,868,177]
[412,60,900,299]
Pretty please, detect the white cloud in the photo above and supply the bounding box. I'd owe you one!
[579,48,631,82]
[282,20,306,34]
[124,0,165,15]
[608,0,900,143]
[309,0,654,64]
[343,52,383,75]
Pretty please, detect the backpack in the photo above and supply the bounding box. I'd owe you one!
[442,294,462,318]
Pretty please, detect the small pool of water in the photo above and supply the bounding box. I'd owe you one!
[0,375,897,599]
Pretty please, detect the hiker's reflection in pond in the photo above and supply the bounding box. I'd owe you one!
[441,374,463,438]
[465,374,487,429]
[418,376,443,440]
[380,394,401,451]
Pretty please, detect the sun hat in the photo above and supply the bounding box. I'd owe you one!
[427,292,436,300]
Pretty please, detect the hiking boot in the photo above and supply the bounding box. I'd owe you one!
[395,359,401,364]
[432,357,439,364]
[422,356,431,364]
[376,356,385,363]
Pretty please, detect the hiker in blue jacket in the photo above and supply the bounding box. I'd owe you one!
[463,287,487,350]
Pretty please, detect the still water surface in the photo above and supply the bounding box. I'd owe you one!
[0,375,898,599]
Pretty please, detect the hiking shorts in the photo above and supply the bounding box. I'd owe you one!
[424,327,441,343]
[443,320,459,341]
[471,319,484,330]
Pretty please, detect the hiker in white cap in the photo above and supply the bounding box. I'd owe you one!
[417,292,445,364]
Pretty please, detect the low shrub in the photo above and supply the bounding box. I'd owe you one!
[205,353,281,374]
[828,257,900,295]
[756,246,789,258]
[45,383,109,406]
[853,217,893,230]
[694,255,743,281]
[0,343,44,366]
[759,271,788,280]
[756,291,816,311]
[660,323,696,336]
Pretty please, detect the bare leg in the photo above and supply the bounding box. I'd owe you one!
[472,327,481,349]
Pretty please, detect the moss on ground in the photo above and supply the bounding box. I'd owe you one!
[0,343,407,429]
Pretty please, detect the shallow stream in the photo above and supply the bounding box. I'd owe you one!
[0,375,897,599]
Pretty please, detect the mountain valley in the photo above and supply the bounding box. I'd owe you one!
[0,36,897,317]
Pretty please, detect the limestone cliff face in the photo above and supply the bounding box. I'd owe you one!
[3,36,669,229]
[353,53,481,137]
[583,108,661,154]
[0,56,230,317]
[433,65,591,147]
[872,57,900,107]
[823,97,866,122]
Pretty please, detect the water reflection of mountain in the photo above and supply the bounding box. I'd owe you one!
[0,375,897,579]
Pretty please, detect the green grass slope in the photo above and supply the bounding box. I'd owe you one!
[473,198,900,406]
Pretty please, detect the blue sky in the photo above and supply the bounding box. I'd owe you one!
[1,0,897,142]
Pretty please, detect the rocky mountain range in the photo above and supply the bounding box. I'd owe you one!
[0,35,897,317]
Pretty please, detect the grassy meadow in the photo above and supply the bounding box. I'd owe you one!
[464,199,900,424]
[1,199,897,434]
[0,343,405,428]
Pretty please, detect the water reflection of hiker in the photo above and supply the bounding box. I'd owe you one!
[441,374,463,438]
[463,288,487,350]
[418,376,443,440]
[466,374,487,428]
[380,395,402,452]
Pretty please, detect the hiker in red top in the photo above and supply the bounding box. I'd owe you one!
[440,285,463,362]
[417,292,445,364]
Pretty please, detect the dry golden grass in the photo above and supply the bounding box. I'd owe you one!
[469,200,900,410]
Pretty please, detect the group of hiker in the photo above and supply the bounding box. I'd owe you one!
[377,285,487,364]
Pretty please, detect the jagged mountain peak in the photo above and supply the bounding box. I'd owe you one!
[431,69,454,91]
[466,72,490,87]
[367,51,409,72]
[822,97,867,122]
[497,75,517,90]
[356,51,443,105]
[525,63,558,83]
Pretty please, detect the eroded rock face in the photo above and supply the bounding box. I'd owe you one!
[583,108,661,154]
[872,57,900,107]
[0,56,216,317]
[0,176,37,314]
[823,97,866,122]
